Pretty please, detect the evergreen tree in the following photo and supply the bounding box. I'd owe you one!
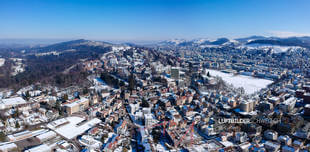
[82,87,89,95]
[12,109,20,118]
[25,91,30,100]
[63,94,68,101]
[141,97,149,107]
[189,62,193,74]
[55,101,63,116]
[151,127,161,143]
[0,132,6,142]
[128,73,135,91]
[15,121,20,128]
[122,148,128,152]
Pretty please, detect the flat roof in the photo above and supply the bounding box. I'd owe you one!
[0,143,17,151]
[25,144,51,152]
[35,131,56,141]
[0,97,26,108]
[47,116,101,139]
[283,97,296,105]
[65,97,88,108]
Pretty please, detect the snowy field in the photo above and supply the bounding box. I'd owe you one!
[206,69,273,94]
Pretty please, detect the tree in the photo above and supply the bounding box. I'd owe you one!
[101,135,106,143]
[189,62,193,75]
[141,98,149,107]
[24,91,30,100]
[82,87,89,95]
[62,94,68,101]
[0,132,6,142]
[119,81,125,87]
[151,127,161,143]
[128,73,136,91]
[207,71,210,77]
[120,89,125,99]
[55,101,63,116]
[12,109,20,118]
[24,124,29,129]
[25,91,30,98]
[100,72,122,88]
[15,121,20,128]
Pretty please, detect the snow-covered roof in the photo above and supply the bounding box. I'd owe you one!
[65,97,88,108]
[35,131,57,142]
[25,144,51,152]
[0,97,27,109]
[47,116,101,139]
[0,143,17,151]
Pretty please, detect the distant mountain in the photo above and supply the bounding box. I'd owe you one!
[157,39,187,46]
[155,36,310,49]
[0,38,70,49]
[121,42,138,47]
[28,39,113,53]
[201,38,230,45]
[235,36,267,43]
[246,36,310,48]
[157,38,235,47]
[178,41,196,47]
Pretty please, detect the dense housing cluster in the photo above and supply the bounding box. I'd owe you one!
[0,40,310,152]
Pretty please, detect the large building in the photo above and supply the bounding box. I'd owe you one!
[47,116,101,140]
[171,67,180,80]
[279,97,296,113]
[64,97,89,115]
[0,143,18,152]
[239,100,256,112]
[0,97,27,109]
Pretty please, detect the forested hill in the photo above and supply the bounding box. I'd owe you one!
[0,39,113,89]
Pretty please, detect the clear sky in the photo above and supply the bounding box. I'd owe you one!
[1,0,310,42]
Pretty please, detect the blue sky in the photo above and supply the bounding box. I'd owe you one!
[1,0,310,42]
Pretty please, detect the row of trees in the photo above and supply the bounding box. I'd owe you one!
[100,72,125,88]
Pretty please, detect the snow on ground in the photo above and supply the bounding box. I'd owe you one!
[10,58,25,76]
[193,38,210,44]
[35,51,60,57]
[156,143,167,152]
[199,45,222,48]
[167,39,186,45]
[0,58,5,67]
[112,46,131,51]
[206,69,273,94]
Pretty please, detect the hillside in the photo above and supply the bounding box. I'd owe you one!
[0,39,114,89]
